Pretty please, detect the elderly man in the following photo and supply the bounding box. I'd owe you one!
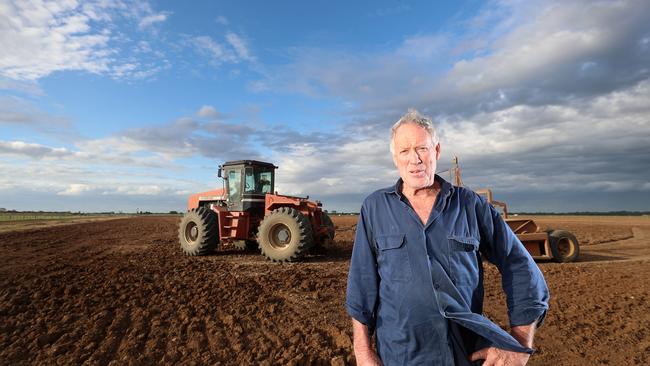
[346,109,549,365]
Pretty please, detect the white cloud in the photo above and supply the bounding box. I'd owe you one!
[248,80,270,92]
[58,184,92,196]
[0,96,73,132]
[0,0,170,81]
[226,32,253,61]
[0,158,199,211]
[138,12,169,29]
[0,77,44,95]
[191,36,230,61]
[266,77,650,208]
[0,137,176,168]
[189,32,256,68]
[215,16,229,26]
[112,185,164,195]
[272,138,394,197]
[1,1,254,82]
[396,34,448,60]
[0,140,72,159]
[434,82,650,193]
[196,105,222,119]
[257,0,650,115]
[0,1,111,80]
[438,1,644,97]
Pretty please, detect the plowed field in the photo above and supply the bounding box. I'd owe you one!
[1,215,649,365]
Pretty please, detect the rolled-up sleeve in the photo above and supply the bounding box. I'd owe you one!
[477,200,550,328]
[345,204,380,328]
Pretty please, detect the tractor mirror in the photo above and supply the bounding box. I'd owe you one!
[217,168,222,178]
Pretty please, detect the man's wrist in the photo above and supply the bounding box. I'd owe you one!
[355,348,382,366]
[511,323,536,348]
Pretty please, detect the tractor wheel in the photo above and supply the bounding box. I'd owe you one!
[313,212,336,249]
[178,207,219,256]
[258,207,313,262]
[549,229,580,263]
[233,240,259,251]
[323,212,335,240]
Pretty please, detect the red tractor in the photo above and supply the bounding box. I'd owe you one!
[178,160,335,262]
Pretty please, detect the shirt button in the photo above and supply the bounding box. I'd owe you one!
[434,283,440,289]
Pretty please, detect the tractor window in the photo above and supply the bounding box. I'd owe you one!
[259,171,272,193]
[241,168,273,194]
[227,169,241,202]
[245,168,255,193]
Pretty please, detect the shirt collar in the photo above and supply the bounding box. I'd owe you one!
[387,174,454,199]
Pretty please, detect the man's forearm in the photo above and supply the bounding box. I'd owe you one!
[352,318,373,353]
[352,318,382,365]
[511,322,537,348]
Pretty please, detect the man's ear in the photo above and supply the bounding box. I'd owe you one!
[435,143,441,161]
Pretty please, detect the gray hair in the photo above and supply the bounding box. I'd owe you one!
[389,108,439,154]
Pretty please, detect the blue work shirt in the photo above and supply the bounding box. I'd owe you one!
[346,176,549,365]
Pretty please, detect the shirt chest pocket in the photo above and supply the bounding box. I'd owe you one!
[448,235,480,287]
[375,234,412,282]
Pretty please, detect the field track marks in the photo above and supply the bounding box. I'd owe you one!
[579,226,650,263]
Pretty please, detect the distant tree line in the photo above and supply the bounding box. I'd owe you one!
[326,212,360,216]
[0,210,82,215]
[512,211,650,216]
[0,210,183,215]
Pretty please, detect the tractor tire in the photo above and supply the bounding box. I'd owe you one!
[178,207,219,256]
[258,207,313,262]
[233,240,259,251]
[313,212,336,249]
[323,212,335,240]
[549,229,580,263]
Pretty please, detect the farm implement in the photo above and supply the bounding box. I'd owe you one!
[445,157,580,263]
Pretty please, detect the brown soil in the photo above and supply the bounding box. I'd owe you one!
[0,216,132,234]
[0,215,648,365]
[526,215,641,245]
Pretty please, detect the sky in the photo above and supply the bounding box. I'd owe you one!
[1,0,649,213]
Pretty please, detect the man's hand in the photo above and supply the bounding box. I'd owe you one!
[469,321,536,365]
[469,347,530,366]
[351,318,383,366]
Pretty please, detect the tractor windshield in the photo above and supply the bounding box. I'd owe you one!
[244,168,274,194]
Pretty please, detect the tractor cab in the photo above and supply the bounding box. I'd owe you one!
[219,160,276,213]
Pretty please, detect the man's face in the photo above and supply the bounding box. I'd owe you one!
[392,123,441,192]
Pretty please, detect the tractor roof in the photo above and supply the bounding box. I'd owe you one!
[221,160,277,169]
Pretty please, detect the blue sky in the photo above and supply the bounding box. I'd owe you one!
[1,0,649,213]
